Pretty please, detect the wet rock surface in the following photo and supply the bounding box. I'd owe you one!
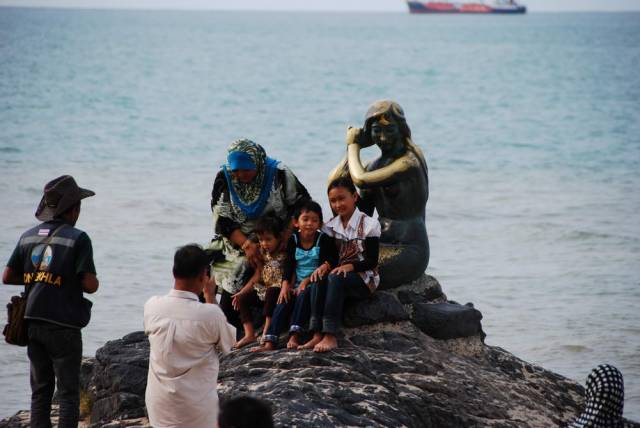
[222,326,581,427]
[81,331,150,424]
[2,275,638,427]
[343,289,410,327]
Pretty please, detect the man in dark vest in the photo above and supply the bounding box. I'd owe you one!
[2,175,99,428]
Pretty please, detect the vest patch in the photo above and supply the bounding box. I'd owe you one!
[31,244,54,269]
[24,271,63,287]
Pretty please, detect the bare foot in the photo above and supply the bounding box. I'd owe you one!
[287,334,300,350]
[298,333,323,350]
[314,334,338,353]
[233,334,256,349]
[250,341,275,353]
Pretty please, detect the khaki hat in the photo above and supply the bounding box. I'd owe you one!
[35,175,95,221]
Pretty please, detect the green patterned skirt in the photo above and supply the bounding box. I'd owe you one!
[207,237,250,295]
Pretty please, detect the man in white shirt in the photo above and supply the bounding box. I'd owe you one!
[144,244,236,428]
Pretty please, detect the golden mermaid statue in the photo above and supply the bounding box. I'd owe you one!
[329,100,429,289]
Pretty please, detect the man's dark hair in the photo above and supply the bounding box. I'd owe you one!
[172,244,209,279]
[218,396,274,428]
[294,200,323,223]
[254,215,285,238]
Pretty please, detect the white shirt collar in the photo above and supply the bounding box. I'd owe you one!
[329,207,363,236]
[168,289,199,301]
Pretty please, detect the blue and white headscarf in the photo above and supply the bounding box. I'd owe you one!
[222,139,278,219]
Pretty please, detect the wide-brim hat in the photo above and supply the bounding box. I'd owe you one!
[35,175,95,221]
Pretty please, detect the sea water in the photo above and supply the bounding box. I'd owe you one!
[0,7,639,421]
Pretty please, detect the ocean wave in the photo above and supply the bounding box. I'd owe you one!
[559,344,590,353]
[562,229,615,241]
[561,229,640,243]
[147,220,183,229]
[0,146,21,153]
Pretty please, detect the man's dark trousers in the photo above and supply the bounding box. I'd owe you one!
[27,320,82,428]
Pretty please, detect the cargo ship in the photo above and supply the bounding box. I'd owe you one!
[407,0,526,14]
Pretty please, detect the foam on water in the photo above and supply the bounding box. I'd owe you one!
[0,7,639,421]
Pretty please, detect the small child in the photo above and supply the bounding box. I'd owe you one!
[232,215,288,348]
[251,200,337,352]
[300,176,380,353]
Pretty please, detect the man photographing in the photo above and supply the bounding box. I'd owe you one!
[3,175,99,428]
[144,244,236,428]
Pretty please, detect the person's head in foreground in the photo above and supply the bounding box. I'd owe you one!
[567,364,625,428]
[218,395,274,428]
[172,244,210,294]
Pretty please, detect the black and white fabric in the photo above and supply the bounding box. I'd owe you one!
[567,364,627,428]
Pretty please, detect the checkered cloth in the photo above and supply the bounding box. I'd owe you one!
[567,364,628,428]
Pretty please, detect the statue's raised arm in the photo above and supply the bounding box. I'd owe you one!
[329,100,430,289]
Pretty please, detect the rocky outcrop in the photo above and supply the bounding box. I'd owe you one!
[220,327,578,427]
[2,275,638,427]
[0,411,32,428]
[82,331,149,424]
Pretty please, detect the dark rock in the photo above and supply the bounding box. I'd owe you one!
[80,357,96,392]
[218,324,586,427]
[91,392,147,422]
[89,420,150,428]
[3,274,639,428]
[412,301,484,340]
[0,411,31,428]
[84,331,150,424]
[343,291,409,327]
[393,275,446,305]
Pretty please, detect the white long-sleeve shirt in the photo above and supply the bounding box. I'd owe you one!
[144,289,236,428]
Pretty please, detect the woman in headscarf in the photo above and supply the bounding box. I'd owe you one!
[208,139,310,329]
[328,100,429,289]
[567,364,628,428]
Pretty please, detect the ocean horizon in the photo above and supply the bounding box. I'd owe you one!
[0,6,638,422]
[3,5,640,12]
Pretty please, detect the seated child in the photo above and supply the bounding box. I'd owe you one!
[251,200,337,352]
[300,176,380,353]
[232,215,288,348]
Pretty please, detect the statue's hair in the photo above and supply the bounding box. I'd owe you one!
[363,100,411,141]
[327,101,429,186]
[363,100,428,181]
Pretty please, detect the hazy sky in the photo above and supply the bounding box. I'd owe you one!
[0,0,639,12]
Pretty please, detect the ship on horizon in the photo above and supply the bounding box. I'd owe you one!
[406,0,527,14]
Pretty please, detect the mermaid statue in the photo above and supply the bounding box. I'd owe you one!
[329,100,430,289]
